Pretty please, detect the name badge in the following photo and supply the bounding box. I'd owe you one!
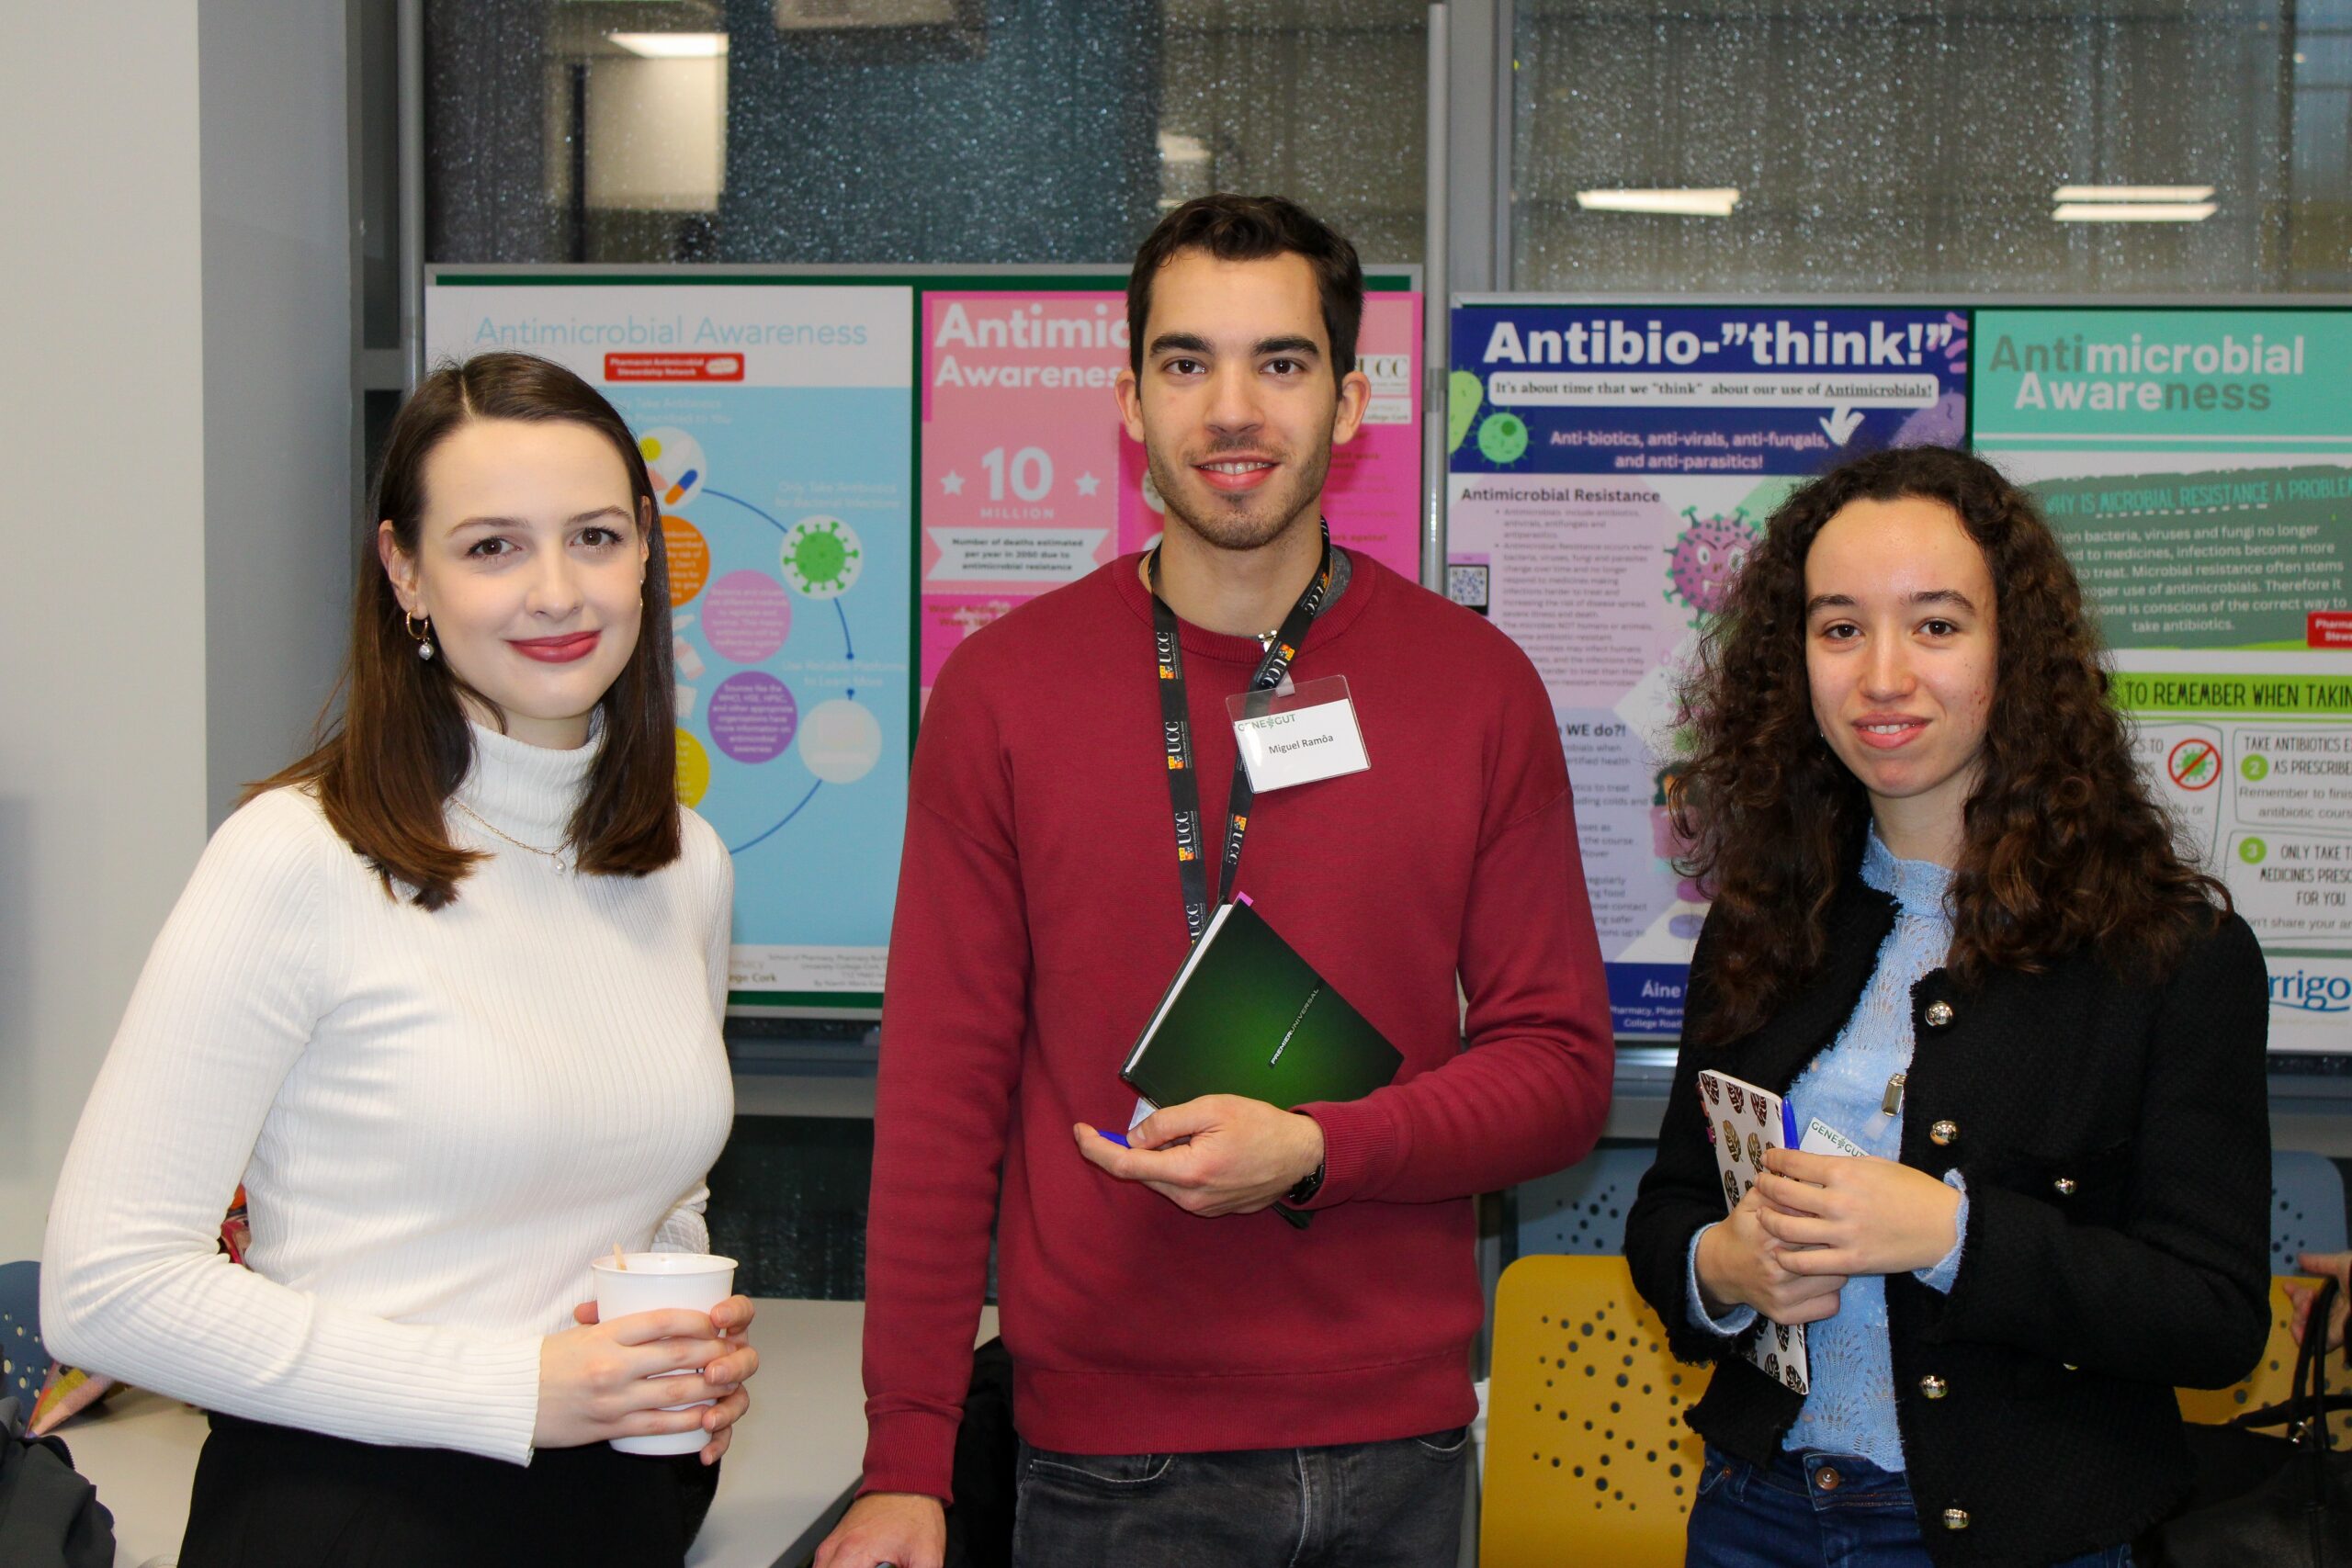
[1227,674,1370,793]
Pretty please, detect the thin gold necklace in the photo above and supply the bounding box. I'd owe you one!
[449,798,567,866]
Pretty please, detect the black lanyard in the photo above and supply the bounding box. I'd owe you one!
[1149,522,1333,942]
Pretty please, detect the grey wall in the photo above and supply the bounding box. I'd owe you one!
[0,3,352,1260]
[0,6,211,1261]
[201,2,356,822]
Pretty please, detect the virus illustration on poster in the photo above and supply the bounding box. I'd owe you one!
[1894,391,1966,449]
[1664,506,1758,622]
[1449,369,1528,465]
[1476,412,1529,465]
[1447,370,1484,453]
[1894,313,1970,449]
[780,515,863,599]
[1937,310,1970,374]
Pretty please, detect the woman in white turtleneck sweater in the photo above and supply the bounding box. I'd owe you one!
[43,353,759,1568]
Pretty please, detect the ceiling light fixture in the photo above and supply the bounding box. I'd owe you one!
[608,32,730,58]
[2052,185,2215,204]
[1157,131,1212,167]
[2052,201,2217,222]
[1576,187,1741,218]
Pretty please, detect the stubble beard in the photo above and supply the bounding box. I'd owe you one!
[1146,425,1336,555]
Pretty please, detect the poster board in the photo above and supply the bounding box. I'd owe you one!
[1973,308,2352,1055]
[427,276,916,1012]
[427,267,1424,1015]
[1451,297,2352,1056]
[918,281,1425,698]
[1447,302,1969,1038]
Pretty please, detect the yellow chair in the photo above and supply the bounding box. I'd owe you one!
[2177,1275,2349,1442]
[1484,1254,1712,1568]
[1480,1266,2315,1566]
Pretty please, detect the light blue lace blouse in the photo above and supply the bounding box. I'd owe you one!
[1683,830,1970,1472]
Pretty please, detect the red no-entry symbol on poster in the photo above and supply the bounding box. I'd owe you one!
[2168,738,2220,791]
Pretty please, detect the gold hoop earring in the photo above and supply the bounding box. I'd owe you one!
[405,612,436,661]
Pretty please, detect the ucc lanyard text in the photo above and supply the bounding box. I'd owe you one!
[1149,522,1333,943]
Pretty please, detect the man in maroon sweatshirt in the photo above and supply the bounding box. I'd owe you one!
[817,195,1612,1568]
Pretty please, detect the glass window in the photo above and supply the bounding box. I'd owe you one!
[1510,0,2351,295]
[1159,0,1430,264]
[424,0,1428,266]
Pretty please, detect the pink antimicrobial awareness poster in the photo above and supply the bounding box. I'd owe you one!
[920,288,1425,697]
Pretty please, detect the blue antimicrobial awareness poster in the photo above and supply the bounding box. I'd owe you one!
[1448,303,1971,1037]
[427,276,913,1009]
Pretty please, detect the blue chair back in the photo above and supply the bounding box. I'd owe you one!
[1512,1145,1658,1258]
[0,1260,43,1410]
[2271,1148,2348,1269]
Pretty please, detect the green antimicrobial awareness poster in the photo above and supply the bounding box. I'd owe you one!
[1975,309,2352,1051]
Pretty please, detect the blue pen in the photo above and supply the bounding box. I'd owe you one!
[1098,1130,1130,1148]
[1781,1098,1800,1149]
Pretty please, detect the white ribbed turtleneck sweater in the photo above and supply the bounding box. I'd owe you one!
[42,723,735,1464]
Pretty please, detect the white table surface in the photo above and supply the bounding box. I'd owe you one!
[57,1298,996,1568]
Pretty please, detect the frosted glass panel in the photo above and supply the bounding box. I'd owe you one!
[1510,0,2351,294]
[426,0,1427,265]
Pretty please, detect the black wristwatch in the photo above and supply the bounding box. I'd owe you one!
[1285,1158,1327,1208]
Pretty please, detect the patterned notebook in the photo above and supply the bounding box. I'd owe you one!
[1695,1069,1811,1395]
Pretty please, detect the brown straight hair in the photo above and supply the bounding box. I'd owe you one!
[1126,193,1365,380]
[254,352,680,909]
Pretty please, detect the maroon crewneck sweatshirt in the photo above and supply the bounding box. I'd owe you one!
[860,551,1613,1499]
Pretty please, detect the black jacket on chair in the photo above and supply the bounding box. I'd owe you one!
[1625,875,2275,1568]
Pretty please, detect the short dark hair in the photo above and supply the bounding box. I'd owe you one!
[254,351,681,908]
[1126,194,1365,380]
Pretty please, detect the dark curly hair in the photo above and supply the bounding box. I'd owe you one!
[1674,445,2227,1044]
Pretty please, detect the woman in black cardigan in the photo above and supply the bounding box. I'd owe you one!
[1623,445,2271,1568]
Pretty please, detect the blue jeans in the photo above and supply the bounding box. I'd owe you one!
[1686,1446,2132,1568]
[1010,1429,1469,1567]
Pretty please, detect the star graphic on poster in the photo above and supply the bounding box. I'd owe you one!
[1074,471,1101,496]
[940,470,966,495]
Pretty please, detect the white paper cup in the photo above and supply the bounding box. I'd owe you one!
[588,1251,738,1456]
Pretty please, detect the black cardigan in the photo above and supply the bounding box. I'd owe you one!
[1624,877,2273,1568]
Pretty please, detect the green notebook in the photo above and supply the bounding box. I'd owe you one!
[1121,898,1403,1112]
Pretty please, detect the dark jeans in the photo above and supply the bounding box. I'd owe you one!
[1687,1445,2132,1568]
[1011,1429,1469,1568]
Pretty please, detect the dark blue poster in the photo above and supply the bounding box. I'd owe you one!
[1446,304,1972,1037]
[1450,305,1970,479]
